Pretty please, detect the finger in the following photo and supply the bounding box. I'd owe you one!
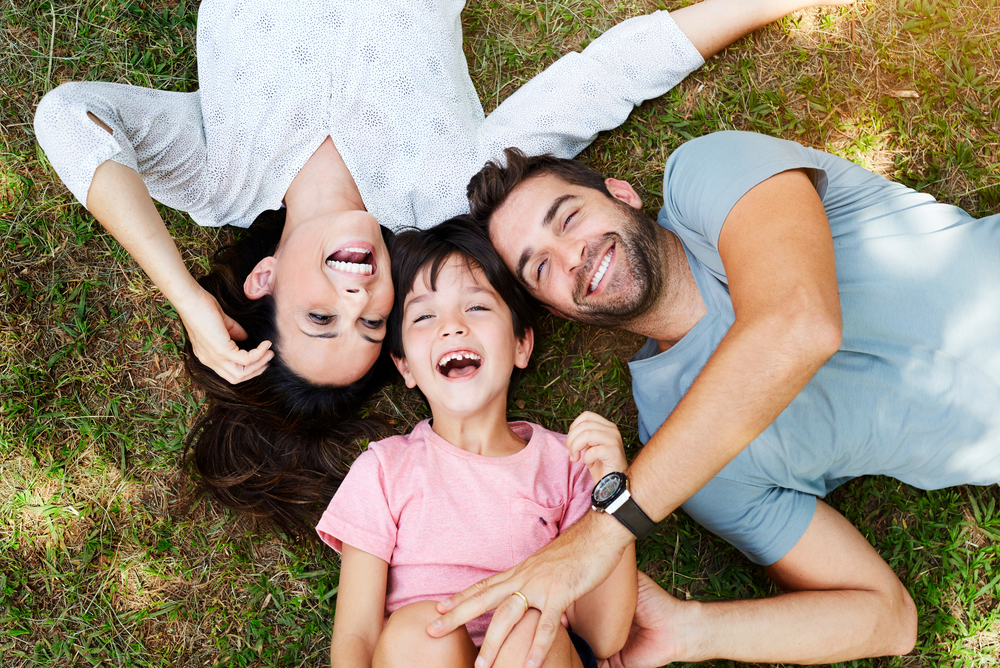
[566,425,609,461]
[223,313,248,341]
[475,593,530,668]
[567,410,599,434]
[524,604,563,668]
[429,576,518,637]
[234,351,273,382]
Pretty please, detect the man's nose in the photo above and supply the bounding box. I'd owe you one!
[559,235,589,275]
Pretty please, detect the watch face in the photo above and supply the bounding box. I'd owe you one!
[593,472,625,506]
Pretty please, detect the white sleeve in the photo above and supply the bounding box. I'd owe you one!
[477,10,704,162]
[34,81,208,215]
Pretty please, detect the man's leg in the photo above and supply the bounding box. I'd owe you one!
[671,0,855,60]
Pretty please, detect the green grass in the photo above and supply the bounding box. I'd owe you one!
[2,0,1000,666]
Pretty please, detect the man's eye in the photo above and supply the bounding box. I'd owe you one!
[361,318,385,328]
[563,212,574,230]
[535,259,546,282]
[309,313,333,324]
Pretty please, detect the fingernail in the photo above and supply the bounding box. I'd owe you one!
[431,619,442,629]
[475,658,485,668]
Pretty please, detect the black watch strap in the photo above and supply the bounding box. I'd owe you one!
[610,493,657,541]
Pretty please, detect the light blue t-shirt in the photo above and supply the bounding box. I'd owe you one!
[629,131,1000,566]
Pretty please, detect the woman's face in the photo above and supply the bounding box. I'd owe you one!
[256,210,394,386]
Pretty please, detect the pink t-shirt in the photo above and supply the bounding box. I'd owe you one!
[317,420,594,645]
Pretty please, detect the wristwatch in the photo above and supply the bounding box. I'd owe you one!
[591,472,656,541]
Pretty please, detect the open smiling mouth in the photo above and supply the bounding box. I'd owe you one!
[437,352,483,378]
[587,247,614,295]
[326,247,374,275]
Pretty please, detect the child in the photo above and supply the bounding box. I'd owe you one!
[317,217,637,668]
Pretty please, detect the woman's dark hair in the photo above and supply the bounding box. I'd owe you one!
[387,215,538,397]
[183,208,395,539]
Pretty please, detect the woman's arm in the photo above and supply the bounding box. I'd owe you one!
[330,544,389,668]
[86,158,272,383]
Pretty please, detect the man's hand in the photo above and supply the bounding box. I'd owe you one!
[600,572,689,668]
[428,512,635,668]
[566,412,628,483]
[179,289,273,384]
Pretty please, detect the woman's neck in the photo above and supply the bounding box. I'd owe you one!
[430,398,527,458]
[284,137,366,226]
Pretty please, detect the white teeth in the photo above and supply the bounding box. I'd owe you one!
[342,247,368,253]
[326,259,374,275]
[437,352,482,367]
[589,250,613,292]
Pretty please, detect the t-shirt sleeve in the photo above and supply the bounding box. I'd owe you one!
[680,475,817,566]
[478,11,703,162]
[315,448,397,562]
[34,81,206,214]
[561,460,596,531]
[659,131,829,280]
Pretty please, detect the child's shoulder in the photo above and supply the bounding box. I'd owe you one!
[364,419,436,457]
[512,420,568,449]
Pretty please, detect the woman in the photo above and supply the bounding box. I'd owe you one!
[34,0,838,533]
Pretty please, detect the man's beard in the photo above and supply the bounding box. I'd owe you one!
[568,200,664,327]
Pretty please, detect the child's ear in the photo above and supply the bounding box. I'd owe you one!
[513,327,535,370]
[391,354,418,389]
[244,256,277,300]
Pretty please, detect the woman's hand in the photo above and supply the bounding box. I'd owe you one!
[566,411,628,483]
[178,289,273,384]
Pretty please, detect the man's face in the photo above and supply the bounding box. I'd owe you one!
[489,173,664,327]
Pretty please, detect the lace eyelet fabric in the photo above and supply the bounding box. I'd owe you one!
[34,0,703,232]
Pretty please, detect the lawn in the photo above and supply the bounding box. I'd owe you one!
[2,0,1000,666]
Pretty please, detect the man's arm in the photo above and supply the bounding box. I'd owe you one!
[609,502,917,665]
[430,170,853,666]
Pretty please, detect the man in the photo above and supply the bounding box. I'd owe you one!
[425,131,1000,666]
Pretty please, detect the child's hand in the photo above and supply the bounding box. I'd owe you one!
[566,411,628,483]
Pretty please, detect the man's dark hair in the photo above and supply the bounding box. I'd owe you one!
[387,216,537,398]
[466,147,613,237]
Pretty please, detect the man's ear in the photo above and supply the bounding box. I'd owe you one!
[605,178,643,210]
[244,256,277,300]
[392,354,418,389]
[513,327,535,370]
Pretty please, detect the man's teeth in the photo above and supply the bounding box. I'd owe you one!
[438,352,482,367]
[590,250,613,292]
[326,259,373,274]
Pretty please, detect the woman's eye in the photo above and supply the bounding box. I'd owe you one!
[535,259,546,282]
[309,313,333,324]
[361,318,385,328]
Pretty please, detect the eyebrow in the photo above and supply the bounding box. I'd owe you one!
[516,194,575,283]
[300,329,384,344]
[403,285,489,312]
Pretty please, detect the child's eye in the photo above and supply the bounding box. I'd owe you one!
[467,305,489,312]
[412,314,433,323]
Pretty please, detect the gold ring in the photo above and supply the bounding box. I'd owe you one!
[511,590,529,613]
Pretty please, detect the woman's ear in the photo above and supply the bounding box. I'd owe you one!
[244,256,277,300]
[605,178,643,210]
[392,354,418,389]
[513,327,535,370]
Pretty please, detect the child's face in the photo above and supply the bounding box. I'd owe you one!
[393,256,533,418]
